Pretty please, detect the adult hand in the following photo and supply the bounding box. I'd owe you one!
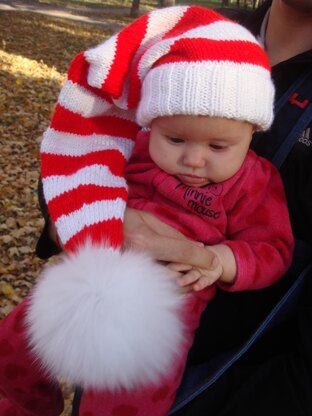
[123,208,219,272]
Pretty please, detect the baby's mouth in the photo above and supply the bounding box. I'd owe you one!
[177,174,209,186]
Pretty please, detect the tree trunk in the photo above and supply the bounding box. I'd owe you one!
[130,0,140,18]
[159,0,175,7]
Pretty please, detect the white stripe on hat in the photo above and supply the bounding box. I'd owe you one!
[85,34,118,89]
[59,80,112,117]
[56,80,137,118]
[145,6,189,40]
[56,198,126,244]
[43,165,127,203]
[179,20,259,43]
[42,129,135,160]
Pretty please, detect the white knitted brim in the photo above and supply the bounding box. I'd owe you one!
[137,61,275,131]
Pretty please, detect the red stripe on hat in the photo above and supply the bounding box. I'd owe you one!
[64,218,123,251]
[67,52,113,103]
[102,13,149,99]
[162,7,225,40]
[154,38,271,70]
[49,185,128,221]
[50,105,139,139]
[128,53,144,108]
[41,150,126,178]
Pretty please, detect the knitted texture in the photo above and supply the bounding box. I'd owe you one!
[40,5,274,251]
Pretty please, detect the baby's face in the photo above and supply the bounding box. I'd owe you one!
[149,115,254,187]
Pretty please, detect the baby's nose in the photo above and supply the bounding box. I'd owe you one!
[182,147,205,168]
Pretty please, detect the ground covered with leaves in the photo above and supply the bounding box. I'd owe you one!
[0,9,132,415]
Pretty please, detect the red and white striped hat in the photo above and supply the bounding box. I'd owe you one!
[41,5,274,252]
[28,6,274,390]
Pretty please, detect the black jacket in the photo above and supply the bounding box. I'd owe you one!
[242,2,312,246]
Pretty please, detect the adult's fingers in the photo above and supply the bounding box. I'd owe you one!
[167,263,193,272]
[123,208,218,270]
[145,234,219,271]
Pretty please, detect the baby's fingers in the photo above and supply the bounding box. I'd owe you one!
[193,276,217,291]
[177,269,202,287]
[193,266,223,291]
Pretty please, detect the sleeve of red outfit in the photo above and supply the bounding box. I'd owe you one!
[219,156,295,292]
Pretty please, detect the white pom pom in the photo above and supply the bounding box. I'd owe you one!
[26,244,185,390]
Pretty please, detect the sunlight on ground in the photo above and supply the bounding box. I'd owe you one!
[0,50,66,81]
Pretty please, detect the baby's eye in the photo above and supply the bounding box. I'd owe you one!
[210,143,225,151]
[167,137,185,144]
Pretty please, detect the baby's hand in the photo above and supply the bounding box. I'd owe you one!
[166,267,194,294]
[167,258,223,292]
